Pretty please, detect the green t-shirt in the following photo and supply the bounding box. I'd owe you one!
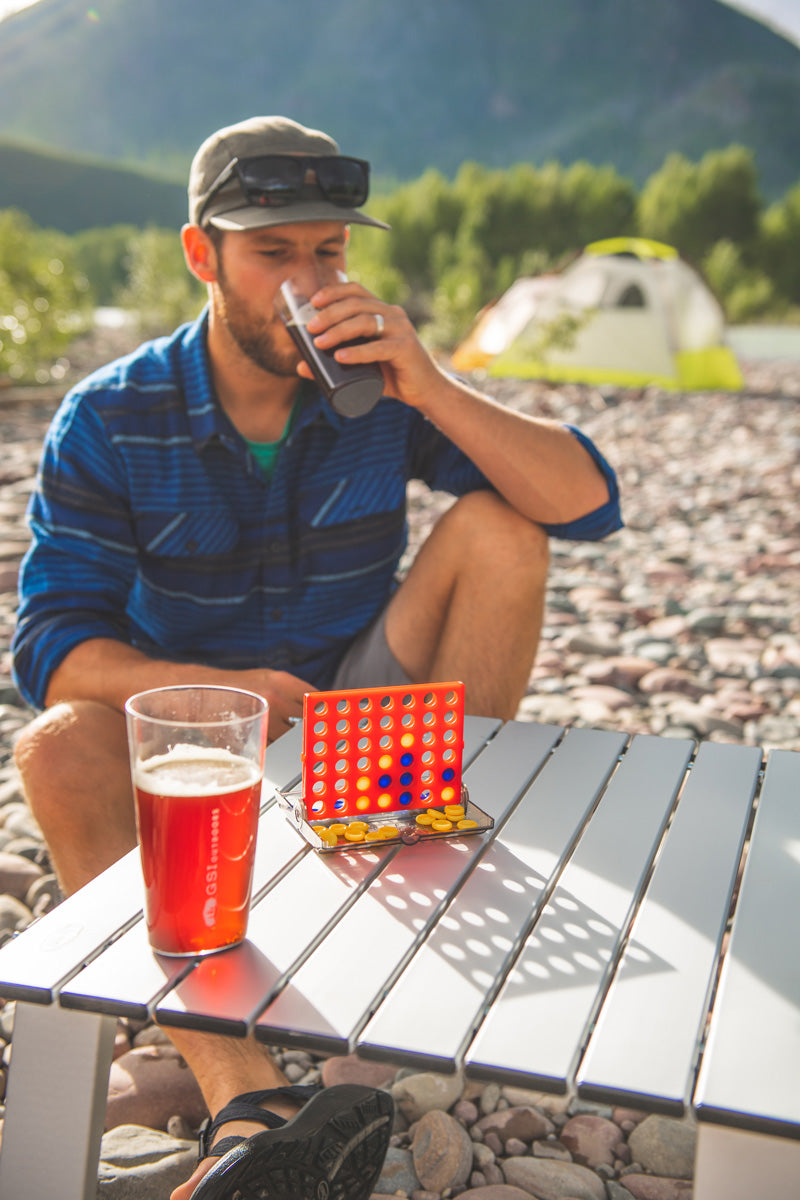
[244,403,296,478]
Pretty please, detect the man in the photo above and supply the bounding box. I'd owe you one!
[12,116,621,1199]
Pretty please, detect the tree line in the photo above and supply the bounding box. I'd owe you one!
[2,144,800,384]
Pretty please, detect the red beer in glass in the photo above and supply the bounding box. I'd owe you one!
[125,686,268,956]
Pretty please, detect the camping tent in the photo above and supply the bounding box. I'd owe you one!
[451,238,743,391]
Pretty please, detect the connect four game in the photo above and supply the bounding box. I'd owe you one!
[280,681,493,852]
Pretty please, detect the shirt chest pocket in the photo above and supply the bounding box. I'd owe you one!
[133,509,240,558]
[300,468,406,528]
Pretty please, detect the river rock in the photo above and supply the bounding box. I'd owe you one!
[96,1124,196,1199]
[502,1153,607,1199]
[615,1174,694,1199]
[0,849,42,899]
[391,1069,464,1122]
[0,893,32,938]
[475,1105,556,1145]
[374,1145,421,1195]
[560,1112,624,1167]
[411,1108,473,1191]
[105,1045,208,1133]
[321,1051,398,1090]
[456,1188,533,1199]
[627,1115,696,1179]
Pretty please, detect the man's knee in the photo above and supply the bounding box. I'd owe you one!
[14,700,128,802]
[443,491,549,578]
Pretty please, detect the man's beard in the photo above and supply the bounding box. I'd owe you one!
[215,265,300,379]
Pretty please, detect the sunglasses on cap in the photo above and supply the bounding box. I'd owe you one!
[197,154,371,226]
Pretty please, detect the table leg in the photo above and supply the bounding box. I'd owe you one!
[695,1123,800,1200]
[0,1001,116,1200]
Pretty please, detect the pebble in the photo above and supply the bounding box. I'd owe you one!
[97,1124,196,1198]
[411,1109,473,1192]
[627,1114,696,1180]
[391,1070,466,1123]
[105,1045,209,1133]
[0,360,798,1195]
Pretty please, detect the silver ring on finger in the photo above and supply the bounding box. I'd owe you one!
[374,312,385,337]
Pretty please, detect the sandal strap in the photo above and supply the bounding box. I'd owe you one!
[198,1084,322,1160]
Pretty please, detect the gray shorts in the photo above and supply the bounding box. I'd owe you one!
[332,608,412,689]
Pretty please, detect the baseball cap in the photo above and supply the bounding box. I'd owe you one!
[188,115,390,231]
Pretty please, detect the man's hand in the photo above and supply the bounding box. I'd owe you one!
[302,278,444,410]
[232,667,314,741]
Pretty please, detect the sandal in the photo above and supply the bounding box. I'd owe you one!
[190,1082,394,1199]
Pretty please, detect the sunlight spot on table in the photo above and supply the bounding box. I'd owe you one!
[486,906,509,925]
[564,921,590,941]
[466,937,491,958]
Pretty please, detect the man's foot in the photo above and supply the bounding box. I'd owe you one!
[172,1083,393,1200]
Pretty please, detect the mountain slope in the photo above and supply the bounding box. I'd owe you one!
[0,138,186,232]
[0,0,798,199]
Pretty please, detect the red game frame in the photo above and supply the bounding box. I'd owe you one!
[300,681,465,820]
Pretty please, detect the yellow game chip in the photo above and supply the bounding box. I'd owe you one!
[365,829,384,841]
[347,820,368,832]
[431,819,454,831]
[457,819,478,830]
[329,823,347,836]
[416,812,435,826]
[444,805,465,818]
[344,829,366,842]
[379,825,399,838]
[318,829,339,846]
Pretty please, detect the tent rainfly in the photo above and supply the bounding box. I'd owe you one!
[451,237,743,391]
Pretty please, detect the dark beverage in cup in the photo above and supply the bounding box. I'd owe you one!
[279,278,384,418]
[133,747,261,956]
[125,685,268,957]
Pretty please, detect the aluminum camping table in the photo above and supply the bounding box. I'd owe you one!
[0,717,797,1200]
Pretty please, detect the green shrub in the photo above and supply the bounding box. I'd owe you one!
[0,208,91,383]
[702,239,781,322]
[114,226,205,336]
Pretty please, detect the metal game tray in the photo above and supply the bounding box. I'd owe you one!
[277,784,493,853]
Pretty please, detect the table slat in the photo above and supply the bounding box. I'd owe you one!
[58,921,191,1020]
[576,740,762,1112]
[694,748,800,1139]
[0,849,144,1003]
[156,838,389,1035]
[458,734,693,1090]
[253,719,563,1055]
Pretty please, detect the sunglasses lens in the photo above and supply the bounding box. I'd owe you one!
[316,158,369,206]
[238,157,305,206]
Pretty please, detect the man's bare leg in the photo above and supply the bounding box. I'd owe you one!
[386,490,548,716]
[13,704,305,1199]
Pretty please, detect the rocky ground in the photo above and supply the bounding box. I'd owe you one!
[0,346,797,1198]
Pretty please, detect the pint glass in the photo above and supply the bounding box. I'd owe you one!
[125,685,268,956]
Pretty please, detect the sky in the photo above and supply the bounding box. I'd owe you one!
[0,0,799,44]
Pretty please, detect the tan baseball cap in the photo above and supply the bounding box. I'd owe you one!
[188,115,389,231]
